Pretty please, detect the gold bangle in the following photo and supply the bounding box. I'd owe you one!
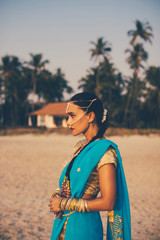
[51,189,60,198]
[84,200,89,212]
[82,200,85,213]
[57,197,64,209]
[77,199,81,212]
[68,198,75,211]
[65,198,72,211]
[79,199,83,212]
[72,198,78,211]
[62,198,69,210]
[75,198,80,210]
[60,198,67,211]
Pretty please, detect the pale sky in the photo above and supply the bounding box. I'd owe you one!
[0,0,160,93]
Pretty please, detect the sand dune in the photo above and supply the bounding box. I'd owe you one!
[0,134,160,240]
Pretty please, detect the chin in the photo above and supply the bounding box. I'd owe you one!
[71,130,83,136]
[72,131,79,136]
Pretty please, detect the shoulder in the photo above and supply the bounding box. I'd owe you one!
[73,139,87,154]
[97,145,118,170]
[94,138,118,149]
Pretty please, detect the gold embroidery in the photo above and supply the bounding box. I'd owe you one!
[113,214,123,240]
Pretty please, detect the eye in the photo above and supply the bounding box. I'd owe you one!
[66,114,76,120]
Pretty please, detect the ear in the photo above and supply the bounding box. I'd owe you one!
[87,112,96,123]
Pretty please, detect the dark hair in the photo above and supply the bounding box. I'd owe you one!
[65,92,108,181]
[69,92,108,140]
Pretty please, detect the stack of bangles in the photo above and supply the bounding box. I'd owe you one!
[51,190,89,213]
[58,197,89,213]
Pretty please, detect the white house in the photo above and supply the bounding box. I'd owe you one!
[28,102,68,128]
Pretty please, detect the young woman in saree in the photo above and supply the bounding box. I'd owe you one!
[49,92,131,240]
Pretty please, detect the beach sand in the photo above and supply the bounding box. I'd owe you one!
[0,134,160,240]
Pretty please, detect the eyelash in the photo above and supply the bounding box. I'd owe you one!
[67,114,75,120]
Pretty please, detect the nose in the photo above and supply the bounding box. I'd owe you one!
[66,116,72,126]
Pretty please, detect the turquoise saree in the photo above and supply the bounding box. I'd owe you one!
[51,139,131,240]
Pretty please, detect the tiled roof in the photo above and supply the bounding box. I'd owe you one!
[29,102,67,116]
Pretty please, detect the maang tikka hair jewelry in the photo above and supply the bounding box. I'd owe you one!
[66,98,97,113]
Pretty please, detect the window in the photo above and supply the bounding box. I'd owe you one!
[40,115,45,123]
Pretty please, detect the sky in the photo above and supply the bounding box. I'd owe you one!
[0,0,160,94]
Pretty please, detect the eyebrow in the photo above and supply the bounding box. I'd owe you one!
[66,111,75,115]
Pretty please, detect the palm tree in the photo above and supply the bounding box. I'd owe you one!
[90,37,111,97]
[145,66,160,128]
[38,68,73,103]
[0,55,28,126]
[28,53,49,109]
[53,68,73,101]
[78,67,97,92]
[123,20,153,128]
[123,44,148,127]
[128,20,153,45]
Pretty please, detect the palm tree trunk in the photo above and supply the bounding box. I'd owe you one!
[123,80,134,128]
[96,61,100,98]
[130,71,138,128]
[32,70,36,111]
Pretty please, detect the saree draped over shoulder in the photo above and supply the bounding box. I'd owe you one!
[51,139,131,240]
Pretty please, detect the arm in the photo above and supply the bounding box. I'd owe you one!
[86,163,116,211]
[49,163,116,213]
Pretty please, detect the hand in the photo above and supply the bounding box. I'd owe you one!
[49,195,61,213]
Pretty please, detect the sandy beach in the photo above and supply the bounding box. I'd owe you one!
[0,133,160,240]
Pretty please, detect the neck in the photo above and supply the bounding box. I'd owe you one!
[84,123,99,143]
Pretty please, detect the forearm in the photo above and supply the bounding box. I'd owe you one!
[58,195,115,213]
[86,196,115,211]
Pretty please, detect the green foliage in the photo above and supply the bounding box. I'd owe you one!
[37,68,73,102]
[0,55,73,127]
[90,37,112,97]
[0,19,159,129]
[0,56,30,126]
[123,19,153,128]
[127,20,153,45]
[145,66,160,128]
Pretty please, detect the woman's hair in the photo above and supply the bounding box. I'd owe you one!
[69,92,108,140]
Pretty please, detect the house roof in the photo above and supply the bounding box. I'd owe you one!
[29,102,67,116]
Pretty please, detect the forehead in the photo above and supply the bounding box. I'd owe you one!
[66,102,85,114]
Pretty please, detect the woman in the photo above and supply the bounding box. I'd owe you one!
[49,92,131,240]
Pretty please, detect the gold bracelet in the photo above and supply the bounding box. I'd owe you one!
[68,198,76,211]
[60,198,67,211]
[57,197,64,209]
[65,198,72,211]
[72,198,78,211]
[60,197,89,213]
[82,199,85,212]
[77,199,81,212]
[63,198,69,210]
[79,199,83,212]
[51,189,60,198]
[84,200,89,212]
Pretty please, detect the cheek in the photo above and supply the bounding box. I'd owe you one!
[74,119,89,132]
